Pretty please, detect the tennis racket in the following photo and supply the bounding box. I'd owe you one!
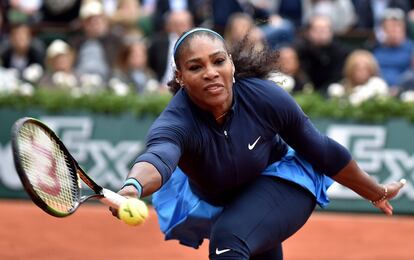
[11,117,127,218]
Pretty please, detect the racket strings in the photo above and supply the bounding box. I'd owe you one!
[17,123,79,214]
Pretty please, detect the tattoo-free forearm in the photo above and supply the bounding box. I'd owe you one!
[331,160,385,202]
[127,162,163,198]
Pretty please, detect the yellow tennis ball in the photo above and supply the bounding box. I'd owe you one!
[118,198,149,226]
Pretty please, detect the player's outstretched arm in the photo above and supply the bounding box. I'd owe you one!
[109,162,162,218]
[332,160,405,216]
[119,162,162,198]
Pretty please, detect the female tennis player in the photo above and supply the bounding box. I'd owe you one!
[112,28,405,259]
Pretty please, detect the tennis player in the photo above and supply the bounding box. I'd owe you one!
[113,28,405,259]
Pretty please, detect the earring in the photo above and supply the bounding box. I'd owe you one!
[175,78,179,83]
[232,76,235,83]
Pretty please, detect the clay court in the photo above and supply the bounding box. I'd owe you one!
[0,199,413,260]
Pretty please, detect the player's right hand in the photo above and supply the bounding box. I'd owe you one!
[109,186,141,218]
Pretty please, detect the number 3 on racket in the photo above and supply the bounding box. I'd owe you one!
[11,117,127,217]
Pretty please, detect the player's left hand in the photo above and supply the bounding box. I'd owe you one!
[374,179,406,216]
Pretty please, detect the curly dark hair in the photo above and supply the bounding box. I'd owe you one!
[168,30,279,94]
[230,37,279,79]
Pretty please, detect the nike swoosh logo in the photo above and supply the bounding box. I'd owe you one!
[216,248,231,255]
[248,136,261,150]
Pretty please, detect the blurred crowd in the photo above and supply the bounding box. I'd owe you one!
[1,0,414,102]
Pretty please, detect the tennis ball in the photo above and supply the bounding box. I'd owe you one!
[118,198,148,226]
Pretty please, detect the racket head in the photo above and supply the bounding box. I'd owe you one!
[11,117,81,217]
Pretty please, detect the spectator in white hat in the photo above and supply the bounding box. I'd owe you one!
[39,39,79,90]
[70,0,122,87]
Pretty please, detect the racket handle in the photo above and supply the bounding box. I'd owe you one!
[100,188,127,209]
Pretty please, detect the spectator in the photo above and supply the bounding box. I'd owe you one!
[0,22,44,77]
[261,14,296,49]
[352,0,411,40]
[213,0,295,49]
[40,0,81,25]
[152,0,210,33]
[211,0,244,35]
[71,0,121,85]
[111,35,160,94]
[271,45,313,93]
[372,8,414,92]
[148,9,193,87]
[303,0,357,34]
[327,49,389,100]
[39,39,79,90]
[277,0,305,28]
[294,14,351,93]
[258,0,355,32]
[103,0,141,36]
[223,12,265,51]
[242,0,296,49]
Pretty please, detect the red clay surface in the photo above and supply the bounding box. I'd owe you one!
[0,199,413,260]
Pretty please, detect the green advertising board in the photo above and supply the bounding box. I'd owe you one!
[0,109,413,214]
[316,119,414,214]
[0,109,154,199]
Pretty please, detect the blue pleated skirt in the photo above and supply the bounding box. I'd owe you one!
[152,148,333,248]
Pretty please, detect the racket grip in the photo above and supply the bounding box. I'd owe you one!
[100,188,127,209]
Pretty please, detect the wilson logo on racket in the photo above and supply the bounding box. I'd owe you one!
[12,117,128,218]
[30,136,62,196]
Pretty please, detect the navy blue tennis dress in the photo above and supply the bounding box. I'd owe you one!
[135,77,351,248]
